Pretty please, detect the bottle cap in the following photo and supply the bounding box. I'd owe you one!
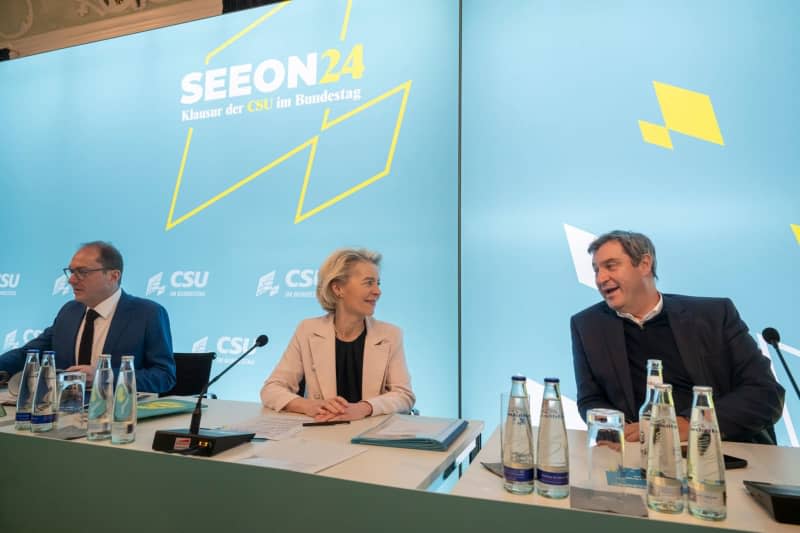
[512,375,526,382]
[544,377,560,383]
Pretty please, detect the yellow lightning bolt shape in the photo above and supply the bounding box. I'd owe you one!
[165,0,411,230]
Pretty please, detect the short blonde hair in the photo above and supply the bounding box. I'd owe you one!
[316,248,382,313]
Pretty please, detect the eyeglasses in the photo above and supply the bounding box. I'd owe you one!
[63,267,107,280]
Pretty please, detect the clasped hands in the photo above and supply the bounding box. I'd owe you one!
[304,396,373,421]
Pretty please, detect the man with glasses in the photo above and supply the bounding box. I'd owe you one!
[0,241,175,393]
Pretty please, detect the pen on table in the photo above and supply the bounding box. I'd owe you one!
[303,420,351,427]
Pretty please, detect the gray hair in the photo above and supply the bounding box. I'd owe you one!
[587,230,658,279]
[316,248,382,313]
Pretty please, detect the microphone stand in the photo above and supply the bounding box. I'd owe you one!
[189,338,265,434]
[765,337,800,402]
[153,335,268,456]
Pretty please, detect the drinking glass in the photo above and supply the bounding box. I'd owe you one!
[56,371,86,431]
[587,408,625,491]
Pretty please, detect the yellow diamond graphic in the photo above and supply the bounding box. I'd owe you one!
[638,120,673,149]
[652,81,724,145]
[792,224,800,246]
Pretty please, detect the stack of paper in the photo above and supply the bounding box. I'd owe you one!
[351,414,467,451]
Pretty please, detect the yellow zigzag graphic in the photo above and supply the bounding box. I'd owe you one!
[791,224,800,246]
[166,0,408,230]
[638,81,724,150]
[166,81,412,230]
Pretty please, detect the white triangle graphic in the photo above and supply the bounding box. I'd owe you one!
[564,224,597,289]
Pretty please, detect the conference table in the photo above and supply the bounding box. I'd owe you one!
[453,426,800,532]
[0,398,489,532]
[3,399,791,533]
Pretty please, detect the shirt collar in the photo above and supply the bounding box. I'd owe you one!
[91,287,122,320]
[616,292,663,327]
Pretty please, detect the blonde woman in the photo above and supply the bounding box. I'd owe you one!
[260,248,415,421]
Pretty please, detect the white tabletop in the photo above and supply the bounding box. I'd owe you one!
[0,398,483,491]
[452,426,800,532]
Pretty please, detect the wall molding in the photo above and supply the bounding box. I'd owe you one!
[3,0,221,58]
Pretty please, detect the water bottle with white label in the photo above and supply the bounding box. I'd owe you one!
[536,377,569,498]
[111,355,137,444]
[687,386,726,520]
[646,383,685,513]
[14,350,40,430]
[502,375,535,494]
[88,354,114,440]
[639,359,663,477]
[30,351,57,432]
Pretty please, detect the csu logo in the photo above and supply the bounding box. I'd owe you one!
[0,273,20,296]
[53,275,72,296]
[3,329,44,350]
[0,273,20,288]
[194,336,258,364]
[147,271,209,297]
[256,269,317,298]
[256,271,280,297]
[217,336,257,355]
[285,269,318,288]
[170,271,209,288]
[146,273,166,296]
[192,336,209,353]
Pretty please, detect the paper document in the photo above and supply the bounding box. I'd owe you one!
[225,414,309,440]
[351,414,468,451]
[236,438,366,473]
[371,417,454,438]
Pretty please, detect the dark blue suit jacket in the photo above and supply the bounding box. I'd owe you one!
[571,294,785,442]
[0,291,175,393]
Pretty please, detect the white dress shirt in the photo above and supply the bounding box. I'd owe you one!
[616,292,663,328]
[73,287,122,365]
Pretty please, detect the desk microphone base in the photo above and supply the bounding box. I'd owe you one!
[152,428,255,456]
[744,480,800,524]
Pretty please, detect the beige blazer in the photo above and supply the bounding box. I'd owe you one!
[260,314,415,415]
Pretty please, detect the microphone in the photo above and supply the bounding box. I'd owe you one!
[153,334,269,456]
[762,327,800,402]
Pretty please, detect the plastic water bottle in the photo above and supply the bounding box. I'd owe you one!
[88,354,114,440]
[536,377,569,498]
[687,386,726,520]
[502,375,535,494]
[638,359,663,477]
[111,355,137,444]
[30,351,57,432]
[14,350,40,430]
[646,383,685,513]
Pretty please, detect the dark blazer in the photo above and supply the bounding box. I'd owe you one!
[571,294,785,443]
[0,291,175,393]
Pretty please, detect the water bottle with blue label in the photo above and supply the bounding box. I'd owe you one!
[536,377,569,498]
[14,350,40,430]
[111,355,137,444]
[687,386,726,521]
[88,354,114,441]
[502,375,535,494]
[30,351,57,432]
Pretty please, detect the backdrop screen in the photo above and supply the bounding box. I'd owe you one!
[0,0,459,416]
[461,0,800,445]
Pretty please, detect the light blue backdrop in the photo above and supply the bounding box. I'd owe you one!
[0,0,459,417]
[462,0,800,445]
[1,1,798,445]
